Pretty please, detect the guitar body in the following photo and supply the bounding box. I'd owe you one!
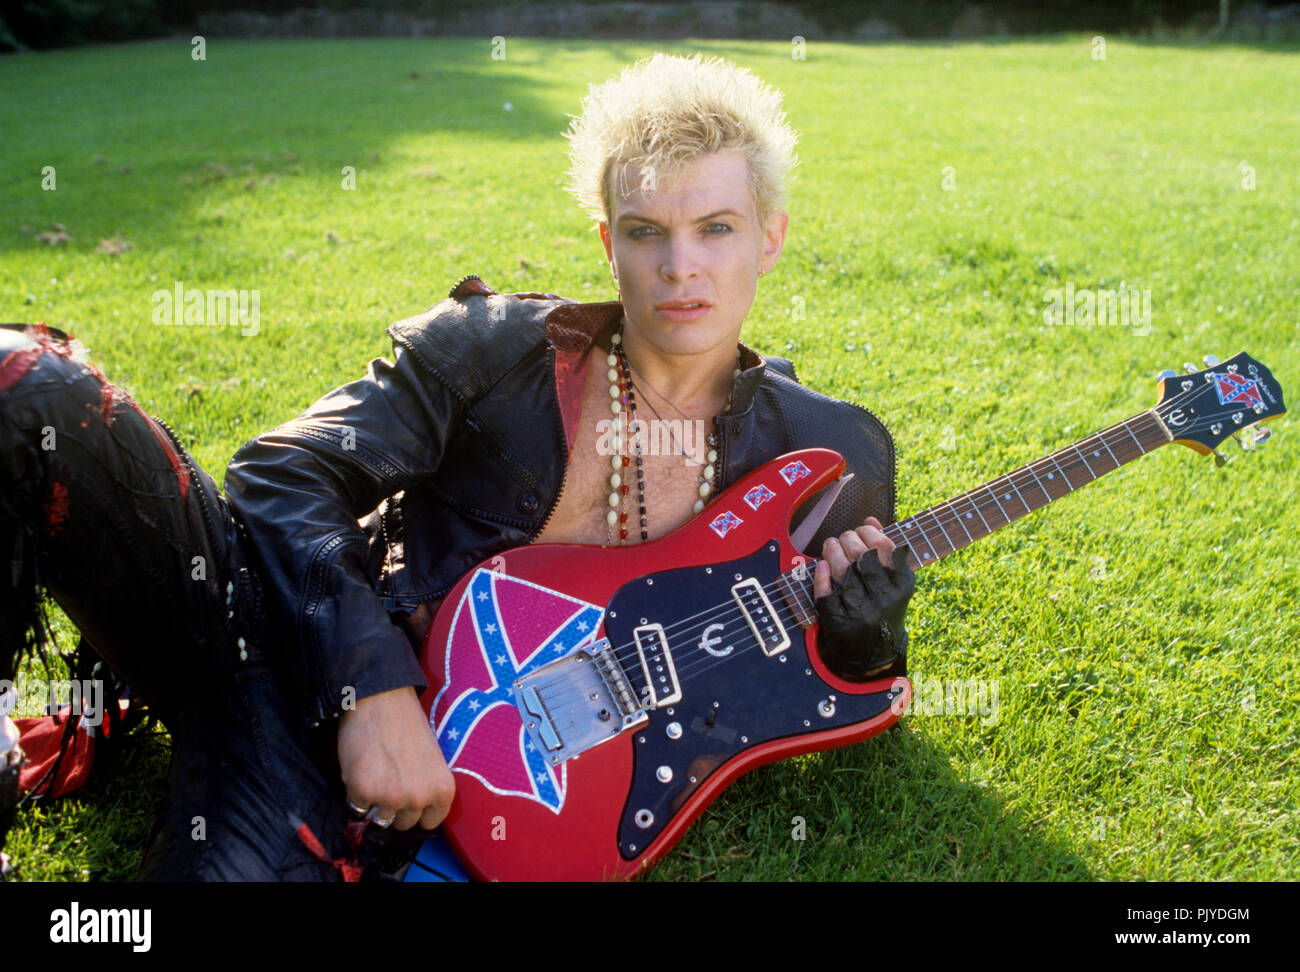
[417,447,909,881]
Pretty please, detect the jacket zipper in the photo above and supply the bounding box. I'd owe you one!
[304,531,351,722]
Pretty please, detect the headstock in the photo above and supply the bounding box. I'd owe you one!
[1155,353,1285,463]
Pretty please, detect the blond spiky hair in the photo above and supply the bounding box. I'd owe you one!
[563,52,799,228]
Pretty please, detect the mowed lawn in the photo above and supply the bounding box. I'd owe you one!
[1,35,1296,882]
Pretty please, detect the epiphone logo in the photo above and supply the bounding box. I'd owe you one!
[698,622,731,657]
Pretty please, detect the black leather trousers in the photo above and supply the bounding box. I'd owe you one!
[0,324,382,880]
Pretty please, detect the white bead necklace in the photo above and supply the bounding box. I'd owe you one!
[604,327,742,545]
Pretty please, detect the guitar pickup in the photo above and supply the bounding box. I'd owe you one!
[633,623,682,708]
[732,577,790,657]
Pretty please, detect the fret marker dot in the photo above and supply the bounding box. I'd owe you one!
[1003,493,1010,501]
[966,512,972,519]
[1047,473,1054,479]
[1093,451,1100,458]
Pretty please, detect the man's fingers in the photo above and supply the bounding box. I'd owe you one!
[822,536,852,583]
[813,558,831,599]
[888,542,914,574]
[854,521,896,568]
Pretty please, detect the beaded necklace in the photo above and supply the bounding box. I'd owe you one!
[604,326,742,545]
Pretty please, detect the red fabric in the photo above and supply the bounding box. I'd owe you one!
[0,346,43,394]
[0,323,189,499]
[15,700,129,799]
[545,302,623,455]
[291,815,365,882]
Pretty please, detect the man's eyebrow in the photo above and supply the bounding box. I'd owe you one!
[616,209,745,225]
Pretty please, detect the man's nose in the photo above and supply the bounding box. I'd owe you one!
[659,235,701,280]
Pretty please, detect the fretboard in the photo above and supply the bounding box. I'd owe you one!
[778,409,1171,621]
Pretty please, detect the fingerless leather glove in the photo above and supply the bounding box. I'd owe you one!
[815,543,915,681]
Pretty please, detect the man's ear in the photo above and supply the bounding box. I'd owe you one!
[598,221,614,264]
[598,221,619,287]
[761,210,789,274]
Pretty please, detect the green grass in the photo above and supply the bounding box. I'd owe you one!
[2,34,1296,882]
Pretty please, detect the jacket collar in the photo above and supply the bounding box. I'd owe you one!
[544,300,769,413]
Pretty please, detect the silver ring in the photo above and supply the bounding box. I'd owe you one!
[346,799,370,818]
[366,807,396,829]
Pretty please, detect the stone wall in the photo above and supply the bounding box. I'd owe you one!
[194,2,887,41]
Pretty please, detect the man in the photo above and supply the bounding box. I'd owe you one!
[0,52,912,879]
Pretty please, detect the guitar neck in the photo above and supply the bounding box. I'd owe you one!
[779,408,1172,619]
[886,408,1172,570]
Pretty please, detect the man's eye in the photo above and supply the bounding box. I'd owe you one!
[627,223,731,238]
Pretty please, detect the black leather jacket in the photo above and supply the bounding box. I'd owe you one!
[224,275,898,725]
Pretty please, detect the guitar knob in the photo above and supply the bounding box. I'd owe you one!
[1184,362,1199,374]
[1253,427,1272,447]
[1157,369,1178,382]
[1202,354,1221,368]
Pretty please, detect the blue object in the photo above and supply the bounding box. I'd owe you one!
[404,832,472,882]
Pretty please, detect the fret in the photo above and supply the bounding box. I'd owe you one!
[907,517,940,564]
[1023,461,1053,506]
[982,485,1009,526]
[1097,431,1120,469]
[1125,421,1147,454]
[1000,473,1032,518]
[924,508,957,556]
[948,498,976,544]
[889,523,931,572]
[771,413,1173,601]
[1074,444,1097,479]
[871,410,1169,572]
[1046,453,1073,491]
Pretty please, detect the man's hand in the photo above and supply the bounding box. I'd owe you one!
[813,516,915,680]
[337,685,454,831]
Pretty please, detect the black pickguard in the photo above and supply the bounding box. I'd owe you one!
[603,542,898,859]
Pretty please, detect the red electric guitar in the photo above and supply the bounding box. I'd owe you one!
[416,352,1284,881]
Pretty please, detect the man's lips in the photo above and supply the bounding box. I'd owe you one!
[654,300,712,310]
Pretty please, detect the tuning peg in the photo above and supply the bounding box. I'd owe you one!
[1157,368,1177,382]
[1213,449,1229,467]
[1202,353,1221,368]
[1184,362,1199,374]
[1235,426,1273,451]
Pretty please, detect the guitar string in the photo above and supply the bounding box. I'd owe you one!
[529,398,1253,716]
[483,388,1258,719]
[536,393,1244,714]
[527,402,1193,712]
[588,415,1155,677]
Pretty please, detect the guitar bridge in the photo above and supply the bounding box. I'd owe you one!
[513,638,647,766]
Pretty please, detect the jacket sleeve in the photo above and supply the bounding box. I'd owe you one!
[223,342,462,724]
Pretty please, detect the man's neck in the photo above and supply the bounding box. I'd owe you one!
[618,318,739,419]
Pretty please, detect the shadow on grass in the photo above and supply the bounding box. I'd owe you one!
[651,718,1095,882]
[0,37,617,255]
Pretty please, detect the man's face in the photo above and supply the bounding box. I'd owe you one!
[598,149,788,359]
